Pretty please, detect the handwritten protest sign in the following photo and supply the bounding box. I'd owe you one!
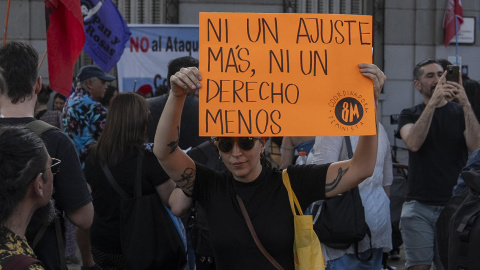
[199,12,374,136]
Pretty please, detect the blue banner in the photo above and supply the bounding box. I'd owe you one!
[81,0,131,72]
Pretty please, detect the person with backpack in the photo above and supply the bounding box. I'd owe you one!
[0,41,95,270]
[154,64,386,269]
[147,56,210,270]
[84,92,186,269]
[436,148,480,269]
[306,124,393,269]
[0,124,56,269]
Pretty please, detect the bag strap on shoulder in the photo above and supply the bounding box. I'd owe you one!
[31,218,66,269]
[25,120,66,270]
[25,119,58,135]
[31,223,48,249]
[282,169,303,216]
[54,217,67,269]
[133,153,144,197]
[344,136,353,159]
[343,137,374,262]
[236,194,284,270]
[102,153,144,199]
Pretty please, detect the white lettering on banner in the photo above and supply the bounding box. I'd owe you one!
[116,25,200,93]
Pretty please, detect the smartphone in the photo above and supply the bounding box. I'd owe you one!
[446,65,460,83]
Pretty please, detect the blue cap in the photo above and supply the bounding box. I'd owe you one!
[77,65,115,82]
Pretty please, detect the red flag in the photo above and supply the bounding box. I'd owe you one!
[45,0,85,96]
[443,0,464,47]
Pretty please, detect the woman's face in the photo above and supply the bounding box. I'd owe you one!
[54,97,65,111]
[217,137,266,183]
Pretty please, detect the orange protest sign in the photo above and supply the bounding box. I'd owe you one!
[199,12,374,137]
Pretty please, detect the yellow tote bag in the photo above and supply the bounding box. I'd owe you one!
[282,169,325,270]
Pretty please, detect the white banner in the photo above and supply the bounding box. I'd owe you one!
[117,24,199,92]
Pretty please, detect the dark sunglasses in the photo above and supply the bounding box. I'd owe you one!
[214,137,260,153]
[42,158,62,176]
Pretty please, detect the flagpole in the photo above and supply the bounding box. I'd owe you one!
[2,0,12,45]
[455,14,459,65]
[38,49,48,70]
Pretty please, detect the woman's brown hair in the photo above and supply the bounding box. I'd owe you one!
[93,92,150,167]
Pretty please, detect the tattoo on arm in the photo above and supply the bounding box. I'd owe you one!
[174,167,195,194]
[325,167,349,193]
[167,126,180,154]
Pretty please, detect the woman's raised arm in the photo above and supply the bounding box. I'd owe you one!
[324,63,386,197]
[153,67,202,196]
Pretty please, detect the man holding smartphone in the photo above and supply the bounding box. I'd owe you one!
[395,59,480,270]
[446,65,460,83]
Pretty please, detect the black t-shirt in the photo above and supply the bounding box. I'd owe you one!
[84,148,169,253]
[147,94,209,149]
[0,117,92,270]
[193,163,329,270]
[0,117,92,212]
[395,102,468,205]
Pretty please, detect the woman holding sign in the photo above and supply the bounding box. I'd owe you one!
[154,64,386,269]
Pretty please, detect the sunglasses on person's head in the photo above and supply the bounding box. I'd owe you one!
[213,137,260,153]
[42,158,61,176]
[415,59,439,69]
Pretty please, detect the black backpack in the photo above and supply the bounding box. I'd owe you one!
[102,153,187,269]
[436,170,480,270]
[444,170,480,270]
[310,137,371,261]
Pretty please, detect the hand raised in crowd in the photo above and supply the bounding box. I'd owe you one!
[359,63,386,103]
[169,67,202,97]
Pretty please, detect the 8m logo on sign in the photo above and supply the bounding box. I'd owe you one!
[334,97,364,126]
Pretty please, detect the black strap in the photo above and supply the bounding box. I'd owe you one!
[133,154,144,198]
[344,136,353,159]
[457,200,480,234]
[54,218,67,270]
[26,119,65,270]
[236,194,284,270]
[2,254,43,270]
[31,224,48,249]
[34,109,48,120]
[353,228,373,262]
[30,219,67,270]
[344,136,373,262]
[101,154,144,199]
